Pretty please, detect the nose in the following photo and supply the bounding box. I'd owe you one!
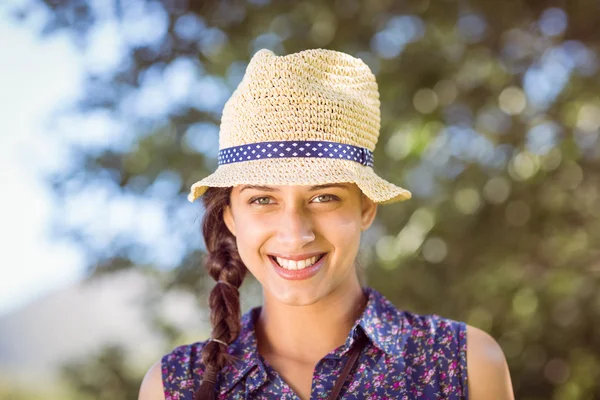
[275,206,316,249]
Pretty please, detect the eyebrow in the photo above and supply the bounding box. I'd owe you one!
[239,183,351,193]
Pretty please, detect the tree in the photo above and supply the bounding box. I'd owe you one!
[8,0,600,398]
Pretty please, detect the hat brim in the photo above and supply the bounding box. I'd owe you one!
[188,158,411,205]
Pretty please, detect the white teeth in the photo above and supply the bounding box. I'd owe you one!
[275,255,320,270]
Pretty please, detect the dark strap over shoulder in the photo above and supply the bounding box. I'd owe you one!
[327,332,369,400]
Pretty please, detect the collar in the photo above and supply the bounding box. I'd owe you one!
[217,286,404,395]
[340,287,404,357]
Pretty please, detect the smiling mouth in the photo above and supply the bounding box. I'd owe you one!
[268,253,327,270]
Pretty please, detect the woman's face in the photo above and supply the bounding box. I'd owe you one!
[223,183,377,306]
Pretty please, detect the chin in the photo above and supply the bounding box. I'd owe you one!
[268,284,326,307]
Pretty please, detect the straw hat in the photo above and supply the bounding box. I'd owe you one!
[188,48,412,204]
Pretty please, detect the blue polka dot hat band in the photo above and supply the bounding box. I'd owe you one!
[217,140,375,168]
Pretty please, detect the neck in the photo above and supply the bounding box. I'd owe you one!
[255,278,367,363]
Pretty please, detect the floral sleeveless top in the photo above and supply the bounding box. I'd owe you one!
[161,287,468,399]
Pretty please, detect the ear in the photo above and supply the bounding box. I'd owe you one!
[360,193,377,231]
[223,205,236,237]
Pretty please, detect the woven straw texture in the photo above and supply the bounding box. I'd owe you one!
[188,48,411,204]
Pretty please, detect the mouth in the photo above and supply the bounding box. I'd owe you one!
[267,252,328,281]
[268,253,327,270]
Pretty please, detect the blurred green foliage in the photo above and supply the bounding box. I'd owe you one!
[6,0,600,399]
[60,345,141,400]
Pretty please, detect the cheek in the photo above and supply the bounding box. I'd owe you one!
[318,212,362,250]
[231,214,271,265]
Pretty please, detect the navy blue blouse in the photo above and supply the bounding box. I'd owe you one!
[162,287,468,399]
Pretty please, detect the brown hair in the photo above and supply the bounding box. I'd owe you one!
[194,186,247,400]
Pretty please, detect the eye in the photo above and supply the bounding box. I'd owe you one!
[249,196,274,205]
[312,194,339,203]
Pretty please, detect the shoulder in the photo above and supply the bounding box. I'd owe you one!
[138,360,165,400]
[401,309,467,350]
[395,309,468,395]
[162,341,209,393]
[466,325,515,400]
[367,288,468,354]
[138,341,209,400]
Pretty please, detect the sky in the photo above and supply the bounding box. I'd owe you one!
[0,8,86,316]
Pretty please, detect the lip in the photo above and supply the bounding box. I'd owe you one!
[268,251,326,262]
[268,253,328,281]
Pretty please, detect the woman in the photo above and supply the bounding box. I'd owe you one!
[139,48,514,399]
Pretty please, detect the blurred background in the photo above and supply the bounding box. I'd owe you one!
[1,0,599,399]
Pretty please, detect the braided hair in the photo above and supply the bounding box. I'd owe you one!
[194,187,247,400]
